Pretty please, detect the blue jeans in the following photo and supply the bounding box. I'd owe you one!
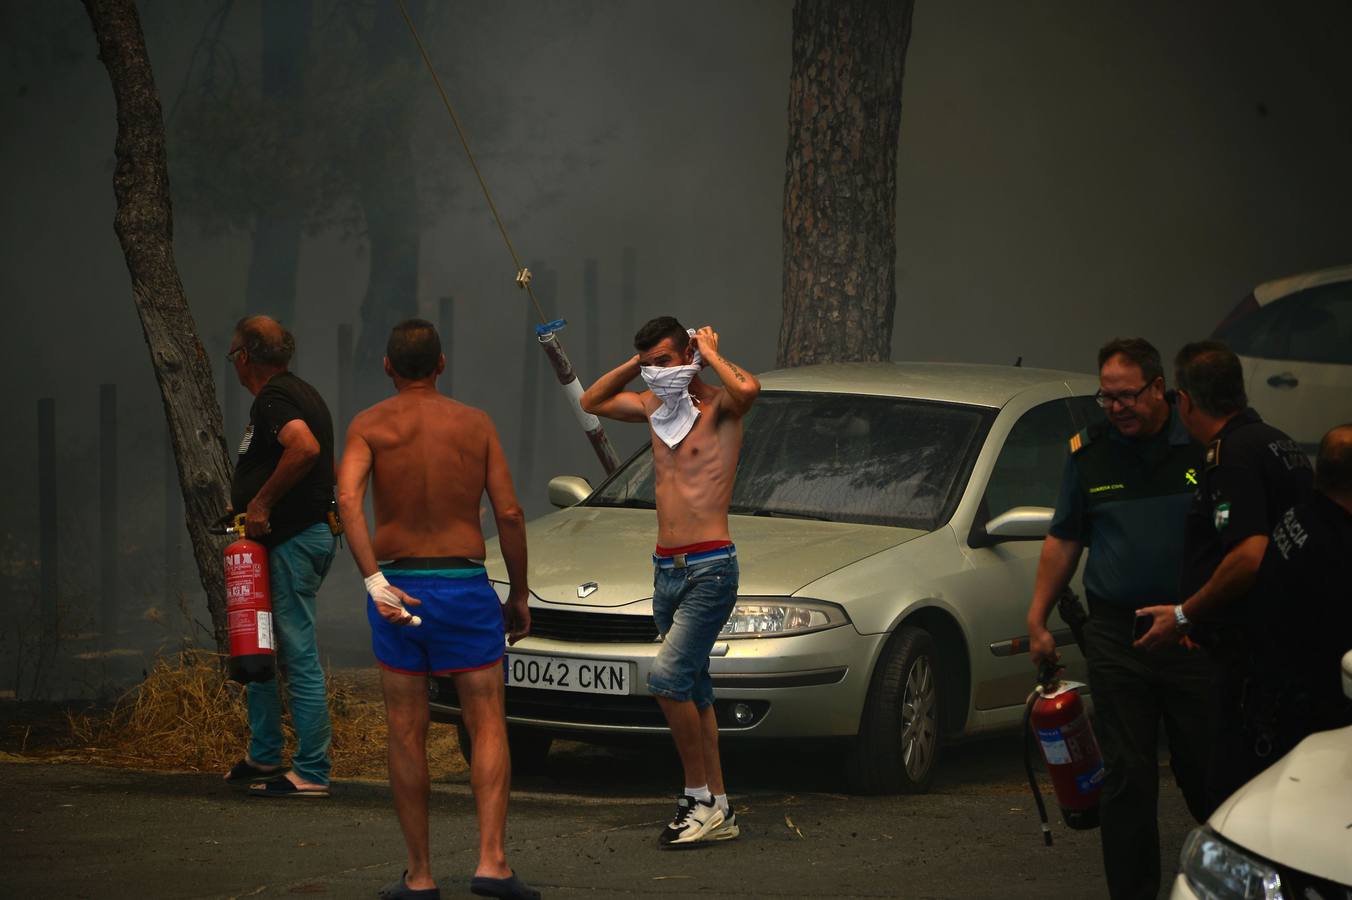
[246,523,336,785]
[648,557,739,709]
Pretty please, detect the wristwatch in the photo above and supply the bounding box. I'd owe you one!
[1173,604,1192,636]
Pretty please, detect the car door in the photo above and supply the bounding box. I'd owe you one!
[1225,281,1352,450]
[959,397,1091,710]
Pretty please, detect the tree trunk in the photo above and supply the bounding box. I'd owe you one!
[84,0,232,653]
[778,0,915,368]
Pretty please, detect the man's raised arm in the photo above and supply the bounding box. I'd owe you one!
[580,355,648,422]
[693,326,760,417]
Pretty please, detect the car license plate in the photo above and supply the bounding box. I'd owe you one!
[505,653,630,695]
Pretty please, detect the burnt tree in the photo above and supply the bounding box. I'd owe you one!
[84,0,232,651]
[779,0,915,367]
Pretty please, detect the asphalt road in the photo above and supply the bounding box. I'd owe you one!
[0,735,1195,899]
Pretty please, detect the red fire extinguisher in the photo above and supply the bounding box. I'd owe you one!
[1024,661,1104,844]
[213,513,276,684]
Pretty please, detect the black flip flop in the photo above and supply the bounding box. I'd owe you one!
[224,758,290,783]
[470,872,540,900]
[247,778,329,798]
[378,871,440,899]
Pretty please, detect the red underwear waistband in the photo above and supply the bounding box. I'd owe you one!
[654,539,733,557]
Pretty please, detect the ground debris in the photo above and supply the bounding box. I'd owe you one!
[19,650,465,778]
[785,813,804,838]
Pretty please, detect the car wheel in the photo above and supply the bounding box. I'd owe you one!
[845,625,943,794]
[455,722,553,775]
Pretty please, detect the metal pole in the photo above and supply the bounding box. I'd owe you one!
[538,329,619,474]
[583,258,599,383]
[621,247,637,345]
[438,296,453,395]
[337,323,354,435]
[99,383,118,638]
[38,398,57,648]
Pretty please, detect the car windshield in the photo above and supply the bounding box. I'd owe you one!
[586,392,993,530]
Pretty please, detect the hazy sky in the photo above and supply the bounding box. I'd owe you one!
[2,0,1349,672]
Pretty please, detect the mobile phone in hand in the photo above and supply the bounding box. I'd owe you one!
[1133,613,1153,641]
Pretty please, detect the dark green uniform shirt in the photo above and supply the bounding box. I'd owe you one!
[1049,409,1203,608]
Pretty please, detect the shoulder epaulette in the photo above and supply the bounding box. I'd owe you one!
[1069,422,1108,455]
[1204,438,1222,470]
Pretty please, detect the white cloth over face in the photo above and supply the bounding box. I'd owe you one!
[640,329,703,449]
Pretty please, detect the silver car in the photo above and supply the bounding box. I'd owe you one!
[430,362,1103,793]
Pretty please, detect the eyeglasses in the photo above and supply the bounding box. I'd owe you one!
[225,345,245,362]
[1094,383,1154,409]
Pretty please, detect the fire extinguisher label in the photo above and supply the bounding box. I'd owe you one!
[1037,727,1071,765]
[1076,762,1105,795]
[257,612,273,651]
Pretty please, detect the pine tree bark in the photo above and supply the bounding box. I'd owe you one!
[84,0,232,652]
[778,0,915,368]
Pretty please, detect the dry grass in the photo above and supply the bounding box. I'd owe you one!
[50,651,466,779]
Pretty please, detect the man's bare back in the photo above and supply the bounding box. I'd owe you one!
[338,373,528,638]
[352,389,496,560]
[644,386,744,547]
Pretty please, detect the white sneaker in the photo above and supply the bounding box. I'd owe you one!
[658,795,725,848]
[707,809,739,841]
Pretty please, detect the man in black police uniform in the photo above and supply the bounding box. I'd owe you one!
[223,315,340,798]
[1135,340,1312,809]
[1027,338,1213,900]
[1245,424,1352,761]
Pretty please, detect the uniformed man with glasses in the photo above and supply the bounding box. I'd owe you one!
[1026,337,1214,900]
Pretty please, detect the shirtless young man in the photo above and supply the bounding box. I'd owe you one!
[580,317,760,848]
[337,320,539,900]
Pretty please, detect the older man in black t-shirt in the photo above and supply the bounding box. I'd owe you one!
[222,316,339,798]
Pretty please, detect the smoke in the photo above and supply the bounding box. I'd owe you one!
[2,0,1351,693]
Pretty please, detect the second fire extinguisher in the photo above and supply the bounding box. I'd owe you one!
[1024,660,1104,845]
[212,513,276,684]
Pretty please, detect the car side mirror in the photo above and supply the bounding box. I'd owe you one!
[548,475,592,509]
[969,506,1054,548]
[1342,649,1352,702]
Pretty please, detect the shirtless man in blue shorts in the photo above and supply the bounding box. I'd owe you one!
[337,319,538,900]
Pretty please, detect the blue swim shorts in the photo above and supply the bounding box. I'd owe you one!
[367,558,505,676]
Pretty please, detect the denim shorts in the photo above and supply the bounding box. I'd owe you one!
[648,555,739,709]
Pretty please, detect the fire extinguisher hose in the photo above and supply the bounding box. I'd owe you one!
[1023,689,1053,846]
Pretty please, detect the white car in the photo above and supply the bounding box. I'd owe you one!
[1212,264,1352,451]
[1170,650,1352,899]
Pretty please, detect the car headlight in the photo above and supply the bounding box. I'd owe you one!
[1179,827,1285,900]
[720,599,849,639]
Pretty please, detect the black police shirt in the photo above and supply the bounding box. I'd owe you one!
[229,372,335,548]
[1253,491,1352,728]
[1182,408,1313,623]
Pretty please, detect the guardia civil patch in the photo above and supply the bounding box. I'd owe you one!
[1213,501,1231,531]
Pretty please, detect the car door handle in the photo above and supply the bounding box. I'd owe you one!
[1266,372,1299,389]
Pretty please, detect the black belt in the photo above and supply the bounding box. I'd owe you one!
[1085,593,1141,619]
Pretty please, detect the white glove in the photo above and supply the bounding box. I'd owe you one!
[365,571,421,627]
